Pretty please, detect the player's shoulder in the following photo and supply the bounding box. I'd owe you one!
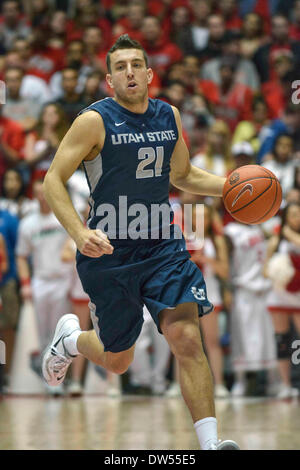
[149,97,175,112]
[158,101,180,129]
[72,104,105,137]
[77,97,112,122]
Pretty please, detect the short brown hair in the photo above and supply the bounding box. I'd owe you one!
[106,34,148,73]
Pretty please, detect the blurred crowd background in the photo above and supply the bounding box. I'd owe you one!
[0,0,300,401]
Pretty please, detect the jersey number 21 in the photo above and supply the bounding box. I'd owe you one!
[136,146,164,179]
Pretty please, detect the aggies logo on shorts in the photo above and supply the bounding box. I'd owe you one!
[191,286,206,300]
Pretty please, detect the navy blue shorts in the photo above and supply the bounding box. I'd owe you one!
[76,226,213,353]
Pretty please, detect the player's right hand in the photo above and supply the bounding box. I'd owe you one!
[75,227,114,258]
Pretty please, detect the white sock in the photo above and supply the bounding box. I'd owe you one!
[194,417,218,450]
[64,329,82,356]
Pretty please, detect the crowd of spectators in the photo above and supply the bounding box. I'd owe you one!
[0,0,300,399]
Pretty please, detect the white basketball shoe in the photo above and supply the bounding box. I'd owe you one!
[210,440,240,450]
[42,314,81,386]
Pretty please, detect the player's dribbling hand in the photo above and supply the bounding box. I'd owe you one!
[75,227,114,258]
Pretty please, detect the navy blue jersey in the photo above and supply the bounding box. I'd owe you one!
[79,98,178,242]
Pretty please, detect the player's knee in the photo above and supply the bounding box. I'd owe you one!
[275,331,292,359]
[106,352,134,375]
[166,322,202,359]
[109,362,130,375]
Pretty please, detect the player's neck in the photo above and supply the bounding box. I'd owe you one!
[113,96,149,114]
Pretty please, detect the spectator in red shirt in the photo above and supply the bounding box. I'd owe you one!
[23,102,69,185]
[113,2,145,44]
[290,0,300,40]
[0,104,25,189]
[147,0,190,24]
[141,16,183,79]
[253,14,300,83]
[82,26,108,73]
[216,0,243,31]
[262,55,296,119]
[66,3,112,50]
[26,27,65,83]
[200,56,253,132]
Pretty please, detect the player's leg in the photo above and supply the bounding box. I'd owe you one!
[42,314,137,387]
[160,302,239,450]
[160,302,215,420]
[77,329,135,374]
[42,287,143,387]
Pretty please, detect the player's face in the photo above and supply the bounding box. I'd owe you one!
[106,49,153,105]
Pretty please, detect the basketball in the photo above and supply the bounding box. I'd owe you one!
[223,165,282,225]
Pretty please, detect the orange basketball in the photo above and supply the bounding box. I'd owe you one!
[223,165,282,224]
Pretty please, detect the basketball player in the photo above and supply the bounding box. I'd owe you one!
[42,35,239,450]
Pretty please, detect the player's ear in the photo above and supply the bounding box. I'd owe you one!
[147,68,153,85]
[106,73,114,89]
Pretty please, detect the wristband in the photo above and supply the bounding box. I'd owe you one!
[21,278,31,287]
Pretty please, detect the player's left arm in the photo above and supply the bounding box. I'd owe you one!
[170,106,226,197]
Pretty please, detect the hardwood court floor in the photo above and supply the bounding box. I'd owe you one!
[0,395,300,450]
